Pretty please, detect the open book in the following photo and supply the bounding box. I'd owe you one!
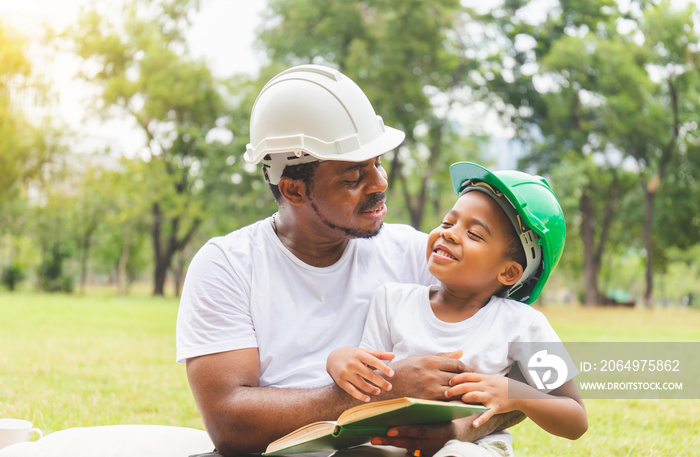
[264,397,488,455]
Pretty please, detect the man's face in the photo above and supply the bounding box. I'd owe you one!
[305,157,388,239]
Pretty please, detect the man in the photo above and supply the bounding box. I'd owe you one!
[176,65,523,456]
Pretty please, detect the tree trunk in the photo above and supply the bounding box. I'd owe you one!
[643,188,655,308]
[173,254,186,298]
[579,170,620,306]
[80,233,91,294]
[152,202,166,296]
[151,202,201,296]
[116,231,131,295]
[579,192,601,306]
[154,256,170,296]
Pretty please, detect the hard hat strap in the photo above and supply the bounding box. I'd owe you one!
[262,151,322,185]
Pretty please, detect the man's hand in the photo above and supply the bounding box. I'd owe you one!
[327,347,395,402]
[370,410,526,457]
[369,415,479,457]
[389,351,466,400]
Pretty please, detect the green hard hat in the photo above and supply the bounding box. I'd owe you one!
[449,162,566,304]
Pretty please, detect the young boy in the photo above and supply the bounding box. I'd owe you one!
[327,162,587,457]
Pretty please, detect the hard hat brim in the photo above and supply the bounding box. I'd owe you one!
[450,162,544,233]
[244,124,405,164]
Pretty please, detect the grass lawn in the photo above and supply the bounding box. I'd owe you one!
[0,291,202,433]
[1,292,699,456]
[519,304,700,457]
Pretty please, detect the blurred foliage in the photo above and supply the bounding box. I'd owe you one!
[474,0,700,305]
[63,0,275,295]
[0,22,56,217]
[0,0,698,304]
[259,0,481,229]
[1,262,25,291]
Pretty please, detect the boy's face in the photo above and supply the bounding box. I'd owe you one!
[426,191,523,294]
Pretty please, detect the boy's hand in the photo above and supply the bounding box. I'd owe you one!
[327,347,395,402]
[444,372,514,428]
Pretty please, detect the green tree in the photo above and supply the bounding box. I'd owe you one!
[28,172,77,293]
[0,23,54,218]
[66,0,231,295]
[474,0,626,304]
[79,158,152,295]
[1,263,25,291]
[475,0,700,305]
[614,1,700,306]
[258,0,475,230]
[68,165,113,293]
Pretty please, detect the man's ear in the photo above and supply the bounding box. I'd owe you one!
[497,261,523,287]
[277,177,307,206]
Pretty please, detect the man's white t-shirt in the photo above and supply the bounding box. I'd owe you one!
[360,282,573,453]
[176,218,435,389]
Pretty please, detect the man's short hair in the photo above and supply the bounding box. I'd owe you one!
[266,158,320,203]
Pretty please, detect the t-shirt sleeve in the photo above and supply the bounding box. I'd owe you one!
[526,310,562,343]
[509,310,579,391]
[359,284,394,353]
[175,241,258,363]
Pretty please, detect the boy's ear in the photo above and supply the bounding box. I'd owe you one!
[498,261,523,287]
[277,177,307,206]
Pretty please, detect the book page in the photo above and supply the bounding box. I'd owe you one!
[265,421,337,453]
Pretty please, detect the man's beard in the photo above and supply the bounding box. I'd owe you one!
[309,192,386,239]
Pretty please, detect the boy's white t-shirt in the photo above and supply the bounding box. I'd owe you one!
[176,218,435,389]
[360,282,572,452]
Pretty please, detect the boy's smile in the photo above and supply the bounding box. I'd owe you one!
[432,243,458,261]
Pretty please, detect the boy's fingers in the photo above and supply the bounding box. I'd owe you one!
[364,349,396,361]
[360,368,393,392]
[449,371,482,386]
[444,385,464,399]
[435,350,463,360]
[370,359,395,378]
[360,353,395,378]
[472,409,495,428]
[351,373,384,397]
[460,391,482,404]
[340,381,371,403]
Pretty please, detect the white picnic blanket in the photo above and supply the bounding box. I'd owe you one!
[0,425,214,457]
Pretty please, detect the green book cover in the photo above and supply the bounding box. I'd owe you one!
[264,397,488,455]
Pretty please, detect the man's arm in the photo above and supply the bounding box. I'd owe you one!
[187,349,468,456]
[488,410,527,432]
[186,348,355,456]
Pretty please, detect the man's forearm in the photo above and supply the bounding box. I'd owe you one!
[203,383,359,456]
[467,410,526,440]
[187,349,362,456]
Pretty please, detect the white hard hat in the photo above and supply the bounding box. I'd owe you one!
[244,64,405,184]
